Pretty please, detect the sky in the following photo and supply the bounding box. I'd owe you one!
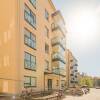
[52,0,100,77]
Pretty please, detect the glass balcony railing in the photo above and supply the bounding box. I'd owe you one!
[74,64,78,66]
[51,37,66,50]
[52,52,66,64]
[52,68,66,76]
[51,23,66,35]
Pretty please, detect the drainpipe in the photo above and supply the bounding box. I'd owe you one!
[44,73,45,92]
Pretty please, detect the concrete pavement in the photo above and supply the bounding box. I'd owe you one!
[63,88,100,100]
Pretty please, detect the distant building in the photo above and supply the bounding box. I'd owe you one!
[66,50,78,87]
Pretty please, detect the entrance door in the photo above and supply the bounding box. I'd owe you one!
[48,79,52,90]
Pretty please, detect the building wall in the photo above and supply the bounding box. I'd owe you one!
[0,0,68,94]
[22,0,56,92]
[0,0,22,94]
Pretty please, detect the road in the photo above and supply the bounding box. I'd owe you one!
[63,88,100,100]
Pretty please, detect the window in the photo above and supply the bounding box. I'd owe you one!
[44,26,49,38]
[24,76,31,87]
[45,44,49,54]
[24,76,36,87]
[61,80,65,88]
[24,28,36,49]
[75,75,77,78]
[24,4,36,28]
[51,23,55,31]
[56,80,59,86]
[70,59,73,62]
[45,9,49,21]
[70,74,73,76]
[45,60,49,71]
[29,0,36,8]
[24,52,36,70]
[31,77,36,86]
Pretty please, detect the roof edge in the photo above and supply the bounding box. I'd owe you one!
[48,0,56,11]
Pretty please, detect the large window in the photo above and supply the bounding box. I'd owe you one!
[29,0,36,8]
[45,44,49,54]
[24,76,36,87]
[45,9,49,21]
[45,60,49,71]
[24,52,36,70]
[24,4,36,28]
[24,28,36,49]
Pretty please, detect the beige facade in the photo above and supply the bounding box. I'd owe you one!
[0,0,67,94]
[67,50,78,87]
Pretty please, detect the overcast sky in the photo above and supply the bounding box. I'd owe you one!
[53,0,100,77]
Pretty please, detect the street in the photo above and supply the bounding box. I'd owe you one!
[63,88,100,100]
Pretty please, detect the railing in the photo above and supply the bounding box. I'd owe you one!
[51,37,66,50]
[52,68,66,76]
[74,64,78,66]
[20,89,63,100]
[51,23,66,35]
[52,52,66,64]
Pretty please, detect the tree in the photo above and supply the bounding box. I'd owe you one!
[79,76,94,88]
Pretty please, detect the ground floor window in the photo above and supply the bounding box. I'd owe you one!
[24,76,36,87]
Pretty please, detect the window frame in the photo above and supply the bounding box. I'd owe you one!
[24,52,36,71]
[24,4,36,29]
[24,76,37,88]
[24,28,36,49]
[45,26,49,38]
[45,43,49,54]
[45,9,49,21]
[45,60,49,71]
[29,0,36,9]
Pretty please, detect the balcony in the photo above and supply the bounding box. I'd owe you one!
[52,68,66,76]
[75,70,78,72]
[44,69,52,74]
[75,75,77,78]
[51,11,67,35]
[52,52,66,64]
[74,64,78,66]
[51,37,66,50]
[52,23,66,35]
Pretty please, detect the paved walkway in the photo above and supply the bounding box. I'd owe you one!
[63,88,100,100]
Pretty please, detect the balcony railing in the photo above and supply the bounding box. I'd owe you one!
[51,23,66,36]
[74,64,78,66]
[52,52,66,64]
[75,70,78,72]
[51,37,66,50]
[52,68,66,76]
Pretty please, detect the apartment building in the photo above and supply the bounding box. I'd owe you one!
[0,0,67,95]
[67,50,78,87]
